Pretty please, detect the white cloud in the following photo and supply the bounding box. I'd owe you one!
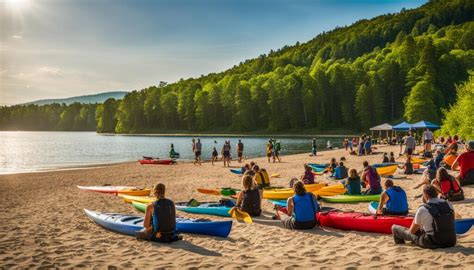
[11,35,23,40]
[37,66,62,77]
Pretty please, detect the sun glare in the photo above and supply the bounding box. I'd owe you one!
[4,0,29,11]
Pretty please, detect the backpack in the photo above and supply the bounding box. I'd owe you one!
[152,199,178,243]
[424,201,456,247]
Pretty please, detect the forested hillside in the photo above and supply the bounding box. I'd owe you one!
[1,0,473,136]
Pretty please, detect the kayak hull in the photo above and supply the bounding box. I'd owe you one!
[139,159,174,165]
[312,184,346,197]
[120,194,156,204]
[321,194,380,203]
[376,165,397,176]
[84,209,232,238]
[317,210,413,234]
[133,201,232,217]
[263,183,327,200]
[77,185,136,195]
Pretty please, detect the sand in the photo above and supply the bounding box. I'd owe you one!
[0,144,473,269]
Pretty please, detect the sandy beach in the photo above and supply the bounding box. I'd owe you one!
[0,145,473,269]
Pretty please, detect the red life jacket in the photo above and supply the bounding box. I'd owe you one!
[439,178,460,196]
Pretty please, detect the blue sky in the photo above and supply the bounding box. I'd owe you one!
[1,0,426,105]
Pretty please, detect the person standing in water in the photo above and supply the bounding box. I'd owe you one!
[237,139,244,163]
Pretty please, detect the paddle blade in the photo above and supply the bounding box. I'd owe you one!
[197,188,221,196]
[228,208,253,224]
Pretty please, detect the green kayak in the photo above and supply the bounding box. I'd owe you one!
[321,194,380,203]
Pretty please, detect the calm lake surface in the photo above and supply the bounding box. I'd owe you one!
[0,131,347,174]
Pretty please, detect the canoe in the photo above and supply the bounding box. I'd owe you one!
[262,183,327,200]
[317,210,413,234]
[133,201,232,217]
[373,163,399,168]
[77,185,136,195]
[369,202,473,235]
[139,159,174,165]
[376,165,397,176]
[321,194,380,203]
[84,209,232,238]
[120,194,156,204]
[197,188,240,197]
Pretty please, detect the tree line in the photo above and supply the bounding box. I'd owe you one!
[0,0,473,137]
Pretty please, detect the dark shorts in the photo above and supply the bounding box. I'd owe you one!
[195,151,201,157]
[237,151,243,158]
[283,217,317,230]
[363,188,382,195]
[406,148,413,155]
[274,151,280,156]
[424,139,432,144]
[223,151,230,158]
[267,152,272,157]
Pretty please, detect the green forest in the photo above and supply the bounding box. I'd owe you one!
[1,0,473,137]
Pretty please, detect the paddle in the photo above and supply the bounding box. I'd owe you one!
[228,208,253,224]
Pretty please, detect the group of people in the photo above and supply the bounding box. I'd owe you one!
[266,139,282,163]
[188,138,244,167]
[342,136,373,156]
[144,135,472,250]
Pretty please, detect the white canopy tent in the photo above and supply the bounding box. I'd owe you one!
[369,123,393,143]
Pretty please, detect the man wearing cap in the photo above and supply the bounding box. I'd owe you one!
[452,140,474,186]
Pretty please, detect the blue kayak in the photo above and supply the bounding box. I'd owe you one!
[368,202,473,235]
[84,209,232,238]
[269,199,287,207]
[230,169,243,175]
[176,202,232,217]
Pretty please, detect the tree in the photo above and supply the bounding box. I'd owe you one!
[404,80,439,123]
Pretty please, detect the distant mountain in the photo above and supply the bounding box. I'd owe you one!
[22,91,128,106]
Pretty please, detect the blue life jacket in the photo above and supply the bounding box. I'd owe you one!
[334,166,348,180]
[292,193,318,223]
[386,186,408,214]
[346,177,361,195]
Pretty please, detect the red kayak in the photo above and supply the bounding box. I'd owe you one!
[138,159,174,165]
[317,210,413,234]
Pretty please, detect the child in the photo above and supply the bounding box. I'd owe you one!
[334,162,348,180]
[211,147,218,165]
[301,164,315,184]
[382,153,389,163]
[328,158,337,175]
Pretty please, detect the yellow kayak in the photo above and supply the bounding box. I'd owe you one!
[312,184,346,197]
[411,157,427,164]
[376,165,397,176]
[117,188,151,196]
[263,183,327,200]
[119,194,156,204]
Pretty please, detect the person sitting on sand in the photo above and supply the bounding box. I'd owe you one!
[389,152,396,163]
[136,183,180,243]
[361,161,382,195]
[399,155,413,175]
[452,140,474,186]
[376,179,408,216]
[235,175,261,217]
[334,162,348,180]
[391,185,456,249]
[343,169,361,195]
[301,164,315,184]
[275,181,319,230]
[431,168,464,201]
[382,153,389,163]
[253,165,270,189]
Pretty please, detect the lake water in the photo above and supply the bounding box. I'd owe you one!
[0,132,347,174]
